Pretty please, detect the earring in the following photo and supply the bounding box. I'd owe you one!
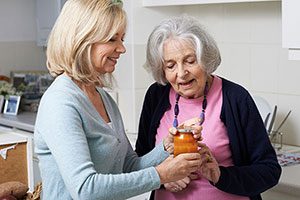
[185,70,188,74]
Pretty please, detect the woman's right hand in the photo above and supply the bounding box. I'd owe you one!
[155,153,202,184]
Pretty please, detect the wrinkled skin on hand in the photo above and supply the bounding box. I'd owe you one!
[162,118,220,191]
[155,153,202,184]
[163,117,203,154]
[161,117,204,191]
[198,143,220,184]
[164,176,191,193]
[160,118,220,190]
[162,144,220,192]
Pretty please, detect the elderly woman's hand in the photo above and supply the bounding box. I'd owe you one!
[163,117,203,154]
[164,176,191,193]
[198,143,220,184]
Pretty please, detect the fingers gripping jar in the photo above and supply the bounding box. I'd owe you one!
[174,128,198,157]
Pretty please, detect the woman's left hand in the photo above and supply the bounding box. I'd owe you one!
[163,117,203,154]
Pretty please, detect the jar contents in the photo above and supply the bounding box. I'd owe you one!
[174,128,198,157]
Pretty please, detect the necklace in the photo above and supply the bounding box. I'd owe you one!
[173,81,208,127]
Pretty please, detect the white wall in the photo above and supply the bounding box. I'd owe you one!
[115,1,183,133]
[118,1,300,146]
[0,0,47,76]
[184,2,300,146]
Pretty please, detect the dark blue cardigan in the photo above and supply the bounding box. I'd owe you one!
[136,77,281,200]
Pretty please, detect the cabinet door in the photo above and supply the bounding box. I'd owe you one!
[36,0,67,46]
[282,0,300,48]
[13,130,42,188]
[0,130,34,191]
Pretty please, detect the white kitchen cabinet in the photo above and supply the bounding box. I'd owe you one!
[13,129,41,189]
[0,127,41,192]
[282,0,300,60]
[143,0,280,7]
[36,0,67,46]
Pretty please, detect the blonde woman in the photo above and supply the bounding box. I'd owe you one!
[34,1,203,199]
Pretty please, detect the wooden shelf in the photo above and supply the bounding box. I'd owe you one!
[143,0,280,7]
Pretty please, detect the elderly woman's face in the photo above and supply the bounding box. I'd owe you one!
[163,38,207,99]
[91,27,126,74]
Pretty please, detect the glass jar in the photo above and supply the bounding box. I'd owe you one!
[174,128,198,157]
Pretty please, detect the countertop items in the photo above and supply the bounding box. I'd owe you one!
[277,152,300,167]
[0,112,36,132]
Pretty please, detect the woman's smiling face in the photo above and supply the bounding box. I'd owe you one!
[163,38,208,99]
[91,27,126,74]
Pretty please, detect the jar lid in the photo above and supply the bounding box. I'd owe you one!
[176,128,193,133]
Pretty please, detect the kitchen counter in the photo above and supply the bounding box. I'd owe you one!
[0,112,36,132]
[262,165,300,199]
[275,164,300,196]
[274,145,300,196]
[262,144,300,199]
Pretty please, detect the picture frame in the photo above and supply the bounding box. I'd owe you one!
[10,70,53,99]
[10,70,54,112]
[3,95,21,115]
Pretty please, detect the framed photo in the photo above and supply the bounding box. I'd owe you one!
[10,70,53,99]
[3,95,21,115]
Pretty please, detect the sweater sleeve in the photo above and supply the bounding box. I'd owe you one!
[35,90,163,200]
[215,85,281,197]
[123,141,169,172]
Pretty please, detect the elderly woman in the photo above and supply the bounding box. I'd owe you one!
[34,1,203,199]
[136,16,281,200]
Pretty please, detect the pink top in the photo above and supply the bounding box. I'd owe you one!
[155,76,249,200]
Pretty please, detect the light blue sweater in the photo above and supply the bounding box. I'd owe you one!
[34,75,168,200]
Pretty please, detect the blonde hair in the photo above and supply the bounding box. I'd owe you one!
[46,0,126,87]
